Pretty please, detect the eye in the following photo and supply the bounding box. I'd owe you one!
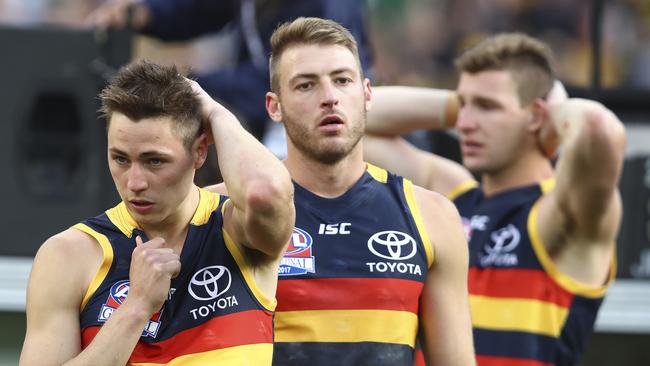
[296,81,313,91]
[148,158,164,167]
[335,77,352,85]
[113,155,129,165]
[469,97,500,111]
[476,101,497,111]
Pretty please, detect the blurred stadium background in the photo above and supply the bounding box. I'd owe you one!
[0,0,649,365]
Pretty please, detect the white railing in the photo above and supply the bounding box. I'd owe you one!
[595,279,650,334]
[1,256,649,333]
[0,257,33,312]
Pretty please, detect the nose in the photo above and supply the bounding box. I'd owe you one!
[456,106,478,133]
[126,164,148,193]
[320,80,339,109]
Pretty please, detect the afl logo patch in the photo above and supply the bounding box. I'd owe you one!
[368,230,417,260]
[188,265,232,301]
[98,280,164,338]
[279,227,316,276]
[109,280,130,305]
[285,227,313,254]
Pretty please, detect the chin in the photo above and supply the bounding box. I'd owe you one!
[128,209,158,225]
[462,158,488,175]
[313,150,348,165]
[461,156,477,169]
[302,140,356,165]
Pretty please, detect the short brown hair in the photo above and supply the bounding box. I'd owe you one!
[99,59,202,151]
[455,33,555,106]
[269,17,362,93]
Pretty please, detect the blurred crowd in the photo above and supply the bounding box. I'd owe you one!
[2,0,650,90]
[369,0,650,90]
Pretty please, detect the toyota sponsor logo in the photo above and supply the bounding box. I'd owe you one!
[485,224,520,254]
[367,230,417,260]
[188,265,232,301]
[479,224,521,267]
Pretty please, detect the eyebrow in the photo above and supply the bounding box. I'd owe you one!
[473,95,501,106]
[288,67,356,84]
[108,147,170,158]
[330,67,356,75]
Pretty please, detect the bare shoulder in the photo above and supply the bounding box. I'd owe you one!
[412,184,462,224]
[411,184,467,263]
[37,227,102,265]
[204,182,228,195]
[32,227,104,300]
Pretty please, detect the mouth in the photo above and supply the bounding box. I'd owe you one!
[319,114,344,126]
[129,199,155,214]
[460,140,483,155]
[318,114,345,132]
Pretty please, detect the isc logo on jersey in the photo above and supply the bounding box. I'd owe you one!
[98,280,164,338]
[279,227,315,276]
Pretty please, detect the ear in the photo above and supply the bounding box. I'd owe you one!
[266,91,283,123]
[530,99,560,158]
[363,78,372,111]
[528,98,549,133]
[193,132,209,170]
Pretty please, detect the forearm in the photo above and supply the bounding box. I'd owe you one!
[550,99,626,230]
[61,303,151,366]
[209,106,294,247]
[366,86,458,136]
[553,99,626,192]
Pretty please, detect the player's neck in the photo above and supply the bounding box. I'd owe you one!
[285,145,366,198]
[139,186,199,253]
[481,152,553,196]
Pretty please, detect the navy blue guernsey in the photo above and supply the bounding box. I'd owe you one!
[449,179,614,366]
[76,188,276,365]
[273,164,434,366]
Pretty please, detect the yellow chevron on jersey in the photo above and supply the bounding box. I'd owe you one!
[77,187,274,365]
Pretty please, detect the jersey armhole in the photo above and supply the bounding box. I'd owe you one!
[527,199,616,298]
[446,180,479,201]
[221,210,277,312]
[403,179,434,269]
[72,223,114,311]
[190,187,221,225]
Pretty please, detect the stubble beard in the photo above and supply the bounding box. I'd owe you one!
[282,108,366,165]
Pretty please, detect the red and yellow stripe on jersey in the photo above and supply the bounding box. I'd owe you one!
[452,179,614,366]
[273,164,433,365]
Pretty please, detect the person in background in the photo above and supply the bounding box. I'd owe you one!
[87,0,373,143]
[364,33,626,366]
